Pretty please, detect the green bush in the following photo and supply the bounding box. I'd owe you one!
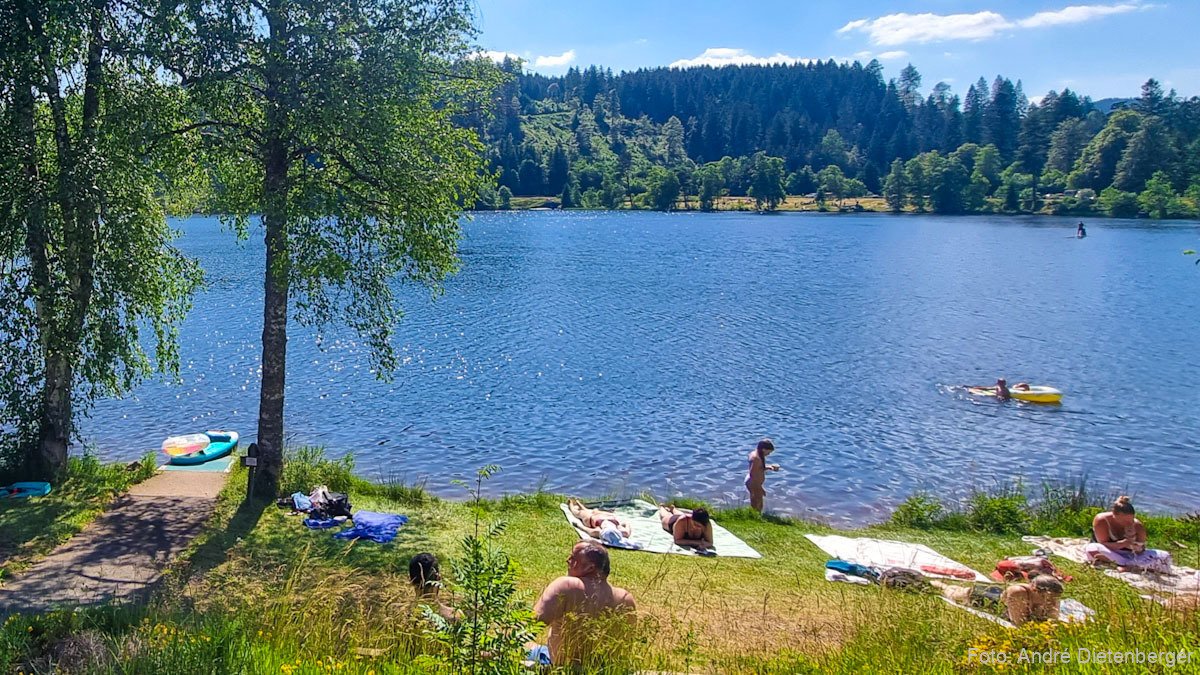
[280,447,356,495]
[1099,187,1139,217]
[965,486,1028,534]
[890,493,944,530]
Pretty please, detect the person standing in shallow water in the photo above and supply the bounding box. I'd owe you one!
[745,438,781,513]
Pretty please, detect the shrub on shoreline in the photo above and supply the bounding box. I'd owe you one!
[890,477,1200,543]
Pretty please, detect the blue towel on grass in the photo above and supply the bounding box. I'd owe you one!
[304,517,341,529]
[333,511,408,543]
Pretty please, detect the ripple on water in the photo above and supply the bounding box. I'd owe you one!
[80,212,1200,525]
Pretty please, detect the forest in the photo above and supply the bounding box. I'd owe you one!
[473,59,1200,218]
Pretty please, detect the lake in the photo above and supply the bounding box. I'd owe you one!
[82,211,1200,524]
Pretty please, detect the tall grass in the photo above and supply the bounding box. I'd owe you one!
[281,446,433,506]
[6,453,1200,673]
[890,477,1200,544]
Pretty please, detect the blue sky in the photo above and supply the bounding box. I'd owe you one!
[473,1,1199,101]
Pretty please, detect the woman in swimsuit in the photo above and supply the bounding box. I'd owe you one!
[567,499,632,539]
[932,574,1061,626]
[745,438,780,513]
[1083,496,1173,573]
[656,504,714,552]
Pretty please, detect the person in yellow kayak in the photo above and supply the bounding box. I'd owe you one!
[983,378,1030,401]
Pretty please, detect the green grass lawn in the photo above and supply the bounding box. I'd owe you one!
[3,455,1198,673]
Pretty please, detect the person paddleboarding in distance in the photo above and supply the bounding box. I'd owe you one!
[1076,222,1087,238]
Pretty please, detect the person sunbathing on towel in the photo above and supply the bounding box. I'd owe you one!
[567,499,633,543]
[932,574,1062,626]
[1002,575,1063,625]
[656,504,714,553]
[1084,496,1173,573]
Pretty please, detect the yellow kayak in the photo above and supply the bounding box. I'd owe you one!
[968,385,1062,404]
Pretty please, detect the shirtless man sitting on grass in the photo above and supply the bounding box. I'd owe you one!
[527,541,637,667]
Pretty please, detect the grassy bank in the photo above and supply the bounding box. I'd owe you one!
[2,450,1198,673]
[0,454,156,580]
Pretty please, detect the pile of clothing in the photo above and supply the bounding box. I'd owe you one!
[277,484,408,544]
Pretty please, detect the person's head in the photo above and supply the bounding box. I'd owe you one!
[690,508,711,527]
[757,438,775,456]
[1112,495,1136,518]
[567,541,611,579]
[409,552,441,596]
[996,378,1007,387]
[1030,574,1064,601]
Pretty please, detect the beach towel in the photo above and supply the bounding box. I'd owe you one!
[1022,536,1200,597]
[334,511,408,543]
[804,534,990,581]
[558,499,761,558]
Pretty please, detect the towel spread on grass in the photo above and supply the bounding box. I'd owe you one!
[803,534,990,582]
[334,511,408,543]
[1022,536,1200,597]
[558,499,761,558]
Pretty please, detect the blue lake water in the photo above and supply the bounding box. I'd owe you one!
[82,211,1200,524]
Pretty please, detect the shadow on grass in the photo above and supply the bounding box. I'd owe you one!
[185,494,272,577]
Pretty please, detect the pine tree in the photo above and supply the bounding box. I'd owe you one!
[1113,117,1174,192]
[984,76,1021,161]
[546,143,571,195]
[883,159,907,212]
[963,77,988,144]
[898,64,922,109]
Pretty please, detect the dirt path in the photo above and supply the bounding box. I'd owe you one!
[0,469,229,614]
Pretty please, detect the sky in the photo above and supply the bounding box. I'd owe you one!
[472,1,1200,101]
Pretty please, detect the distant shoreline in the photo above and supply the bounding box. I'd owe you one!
[479,194,1162,219]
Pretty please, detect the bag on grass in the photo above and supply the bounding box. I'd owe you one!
[880,567,932,593]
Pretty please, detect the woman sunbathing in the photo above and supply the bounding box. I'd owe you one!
[567,499,633,541]
[932,575,1062,626]
[1084,496,1173,573]
[656,504,714,553]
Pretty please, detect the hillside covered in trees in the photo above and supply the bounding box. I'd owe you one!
[472,59,1200,218]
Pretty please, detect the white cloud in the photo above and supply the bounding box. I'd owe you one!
[837,19,870,34]
[877,50,909,61]
[476,49,521,63]
[534,50,576,68]
[1017,3,1142,28]
[670,48,814,68]
[838,11,1013,45]
[837,3,1157,46]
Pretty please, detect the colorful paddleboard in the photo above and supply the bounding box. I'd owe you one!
[0,481,52,499]
[168,431,238,466]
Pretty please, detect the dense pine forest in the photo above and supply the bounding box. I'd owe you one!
[472,59,1200,217]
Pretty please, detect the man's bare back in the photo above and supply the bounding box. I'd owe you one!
[533,542,637,665]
